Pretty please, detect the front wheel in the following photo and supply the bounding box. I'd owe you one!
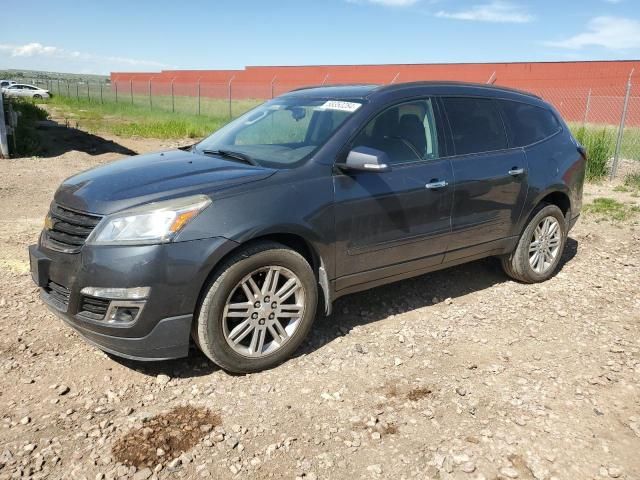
[501,204,567,283]
[195,242,318,373]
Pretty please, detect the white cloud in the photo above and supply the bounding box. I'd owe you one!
[544,16,640,50]
[0,42,168,74]
[347,0,420,6]
[435,1,534,23]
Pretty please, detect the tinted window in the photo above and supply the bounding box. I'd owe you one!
[351,99,439,165]
[498,100,560,147]
[442,97,508,155]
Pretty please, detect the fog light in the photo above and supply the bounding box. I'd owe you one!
[106,306,140,324]
[81,286,150,300]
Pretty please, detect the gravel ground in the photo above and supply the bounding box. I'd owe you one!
[0,122,639,480]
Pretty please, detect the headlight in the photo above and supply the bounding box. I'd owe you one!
[88,194,211,245]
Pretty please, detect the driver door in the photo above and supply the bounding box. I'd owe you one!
[333,98,454,291]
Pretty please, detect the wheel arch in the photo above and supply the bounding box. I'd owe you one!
[195,231,332,323]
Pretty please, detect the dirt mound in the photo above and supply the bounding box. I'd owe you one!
[112,406,221,468]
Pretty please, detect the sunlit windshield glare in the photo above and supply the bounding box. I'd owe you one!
[195,99,363,167]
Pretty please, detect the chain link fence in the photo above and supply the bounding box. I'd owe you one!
[26,74,640,178]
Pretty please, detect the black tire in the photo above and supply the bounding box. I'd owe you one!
[33,94,42,99]
[195,241,317,373]
[501,204,567,283]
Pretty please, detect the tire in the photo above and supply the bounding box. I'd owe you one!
[501,204,567,283]
[195,241,318,373]
[33,94,42,99]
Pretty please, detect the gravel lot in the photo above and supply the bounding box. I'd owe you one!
[1,122,639,480]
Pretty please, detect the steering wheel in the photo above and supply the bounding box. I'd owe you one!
[385,135,423,160]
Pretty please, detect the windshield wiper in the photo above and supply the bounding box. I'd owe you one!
[201,149,258,166]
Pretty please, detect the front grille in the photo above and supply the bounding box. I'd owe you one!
[44,281,71,311]
[44,203,102,253]
[79,296,110,321]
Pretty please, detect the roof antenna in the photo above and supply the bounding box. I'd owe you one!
[487,71,497,85]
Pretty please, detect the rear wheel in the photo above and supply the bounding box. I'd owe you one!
[195,242,317,373]
[501,204,567,283]
[33,94,42,99]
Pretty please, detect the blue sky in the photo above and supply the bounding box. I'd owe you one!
[1,0,639,74]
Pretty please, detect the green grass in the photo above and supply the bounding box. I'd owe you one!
[7,99,49,156]
[583,197,640,221]
[572,126,615,180]
[569,123,640,164]
[44,96,232,139]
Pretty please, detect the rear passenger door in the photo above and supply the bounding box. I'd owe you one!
[440,96,528,254]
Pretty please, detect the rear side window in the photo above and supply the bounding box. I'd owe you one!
[497,100,560,147]
[442,97,508,155]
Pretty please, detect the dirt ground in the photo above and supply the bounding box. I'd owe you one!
[0,119,639,480]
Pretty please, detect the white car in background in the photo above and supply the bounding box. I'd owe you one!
[3,83,51,99]
[0,80,17,90]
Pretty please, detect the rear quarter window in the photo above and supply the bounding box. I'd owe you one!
[497,100,561,147]
[441,97,508,156]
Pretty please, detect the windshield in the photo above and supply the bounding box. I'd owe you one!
[195,98,363,168]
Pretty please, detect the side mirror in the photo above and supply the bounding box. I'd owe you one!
[341,146,391,173]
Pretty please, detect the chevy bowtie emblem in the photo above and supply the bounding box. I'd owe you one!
[44,215,54,231]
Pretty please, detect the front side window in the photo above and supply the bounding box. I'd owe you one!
[196,98,362,168]
[497,100,560,147]
[351,99,439,165]
[442,97,508,155]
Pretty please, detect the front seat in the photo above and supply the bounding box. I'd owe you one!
[397,114,427,157]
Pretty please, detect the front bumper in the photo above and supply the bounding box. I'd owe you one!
[29,236,238,361]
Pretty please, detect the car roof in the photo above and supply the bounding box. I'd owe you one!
[283,81,541,103]
[281,84,379,100]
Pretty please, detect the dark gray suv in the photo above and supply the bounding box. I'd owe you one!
[29,82,586,372]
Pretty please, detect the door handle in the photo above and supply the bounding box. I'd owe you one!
[425,180,448,189]
[508,168,525,176]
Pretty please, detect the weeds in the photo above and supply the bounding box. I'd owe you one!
[573,126,615,181]
[583,197,640,221]
[8,99,49,156]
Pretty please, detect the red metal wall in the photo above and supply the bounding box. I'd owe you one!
[110,60,640,125]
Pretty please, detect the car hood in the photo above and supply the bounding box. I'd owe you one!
[54,149,276,215]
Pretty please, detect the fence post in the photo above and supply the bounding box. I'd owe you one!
[57,78,61,96]
[66,81,70,98]
[100,83,103,104]
[228,76,235,119]
[0,93,9,159]
[582,88,592,126]
[148,78,153,109]
[115,81,118,103]
[611,69,634,180]
[76,83,79,100]
[87,82,90,102]
[197,79,201,116]
[171,78,175,113]
[130,79,133,105]
[270,76,277,99]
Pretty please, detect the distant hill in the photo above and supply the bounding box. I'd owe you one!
[0,69,109,84]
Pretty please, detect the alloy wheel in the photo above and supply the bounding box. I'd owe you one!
[222,266,305,358]
[528,216,561,274]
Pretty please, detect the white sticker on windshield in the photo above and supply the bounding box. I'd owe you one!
[319,101,361,113]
